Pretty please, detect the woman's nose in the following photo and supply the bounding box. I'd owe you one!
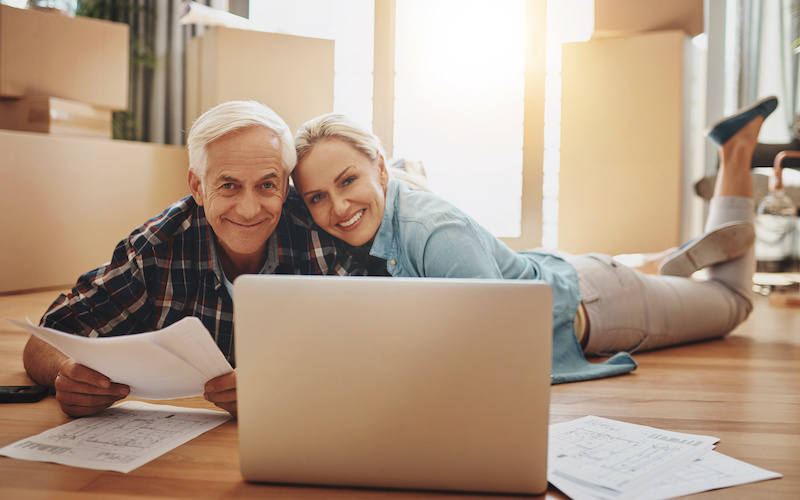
[331,195,349,216]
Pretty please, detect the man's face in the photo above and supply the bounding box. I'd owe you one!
[188,126,288,272]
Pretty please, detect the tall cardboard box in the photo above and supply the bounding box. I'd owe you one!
[0,5,129,110]
[558,30,691,255]
[186,27,334,134]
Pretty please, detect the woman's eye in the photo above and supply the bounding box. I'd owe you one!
[342,176,356,187]
[310,193,325,204]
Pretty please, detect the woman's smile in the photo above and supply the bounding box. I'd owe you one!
[294,138,389,247]
[338,209,365,229]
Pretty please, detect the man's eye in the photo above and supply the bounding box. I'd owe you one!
[262,181,275,189]
[221,183,235,190]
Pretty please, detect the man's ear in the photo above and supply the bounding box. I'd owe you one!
[188,169,205,206]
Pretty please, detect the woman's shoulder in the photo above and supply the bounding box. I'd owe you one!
[387,178,492,252]
[391,178,469,223]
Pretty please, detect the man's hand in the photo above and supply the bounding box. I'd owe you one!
[24,335,129,418]
[54,359,130,418]
[205,371,237,417]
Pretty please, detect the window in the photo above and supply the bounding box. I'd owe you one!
[249,0,374,128]
[252,0,546,247]
[393,0,527,237]
[541,0,594,248]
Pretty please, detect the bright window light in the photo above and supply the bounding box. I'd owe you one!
[540,0,594,248]
[393,0,526,237]
[248,0,374,128]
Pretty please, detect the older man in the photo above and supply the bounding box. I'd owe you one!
[23,101,353,418]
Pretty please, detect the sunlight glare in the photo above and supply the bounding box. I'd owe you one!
[394,0,526,237]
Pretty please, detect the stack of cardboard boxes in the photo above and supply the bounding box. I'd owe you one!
[0,5,191,294]
[557,0,704,256]
[0,6,339,293]
[0,4,129,138]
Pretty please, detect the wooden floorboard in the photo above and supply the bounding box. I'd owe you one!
[1,287,798,499]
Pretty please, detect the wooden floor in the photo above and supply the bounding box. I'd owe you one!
[1,288,798,499]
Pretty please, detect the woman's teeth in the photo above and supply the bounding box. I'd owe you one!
[340,210,363,228]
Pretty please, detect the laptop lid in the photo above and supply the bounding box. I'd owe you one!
[234,275,552,495]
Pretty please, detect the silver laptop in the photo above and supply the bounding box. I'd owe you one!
[234,275,552,495]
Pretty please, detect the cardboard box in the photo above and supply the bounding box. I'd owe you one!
[0,129,189,293]
[0,97,112,138]
[558,30,692,255]
[186,27,334,135]
[592,0,703,38]
[0,4,129,110]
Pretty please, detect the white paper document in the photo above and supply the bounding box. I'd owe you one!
[9,317,232,399]
[0,401,231,473]
[640,450,782,500]
[548,416,781,500]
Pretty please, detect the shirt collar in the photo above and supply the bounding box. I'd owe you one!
[194,202,278,288]
[369,177,401,261]
[208,232,279,284]
[214,238,278,298]
[271,188,305,272]
[193,202,216,276]
[193,187,332,278]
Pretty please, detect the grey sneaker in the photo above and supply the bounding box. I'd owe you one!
[658,222,755,277]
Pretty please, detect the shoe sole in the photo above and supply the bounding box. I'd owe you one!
[658,222,755,277]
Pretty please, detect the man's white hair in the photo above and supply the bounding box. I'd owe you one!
[187,101,296,181]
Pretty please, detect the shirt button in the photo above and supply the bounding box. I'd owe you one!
[389,259,397,266]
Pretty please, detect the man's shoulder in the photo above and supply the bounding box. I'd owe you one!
[128,196,205,252]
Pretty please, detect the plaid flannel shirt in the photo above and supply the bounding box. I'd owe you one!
[40,188,357,366]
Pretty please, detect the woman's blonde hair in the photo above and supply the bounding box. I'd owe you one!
[294,113,385,167]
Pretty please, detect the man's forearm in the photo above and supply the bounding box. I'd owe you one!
[23,336,66,390]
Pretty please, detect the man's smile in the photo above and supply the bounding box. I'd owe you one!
[228,219,266,229]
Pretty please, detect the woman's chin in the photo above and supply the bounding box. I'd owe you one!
[335,229,371,248]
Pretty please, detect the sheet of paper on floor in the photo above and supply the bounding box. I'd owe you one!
[0,401,231,473]
[548,416,780,500]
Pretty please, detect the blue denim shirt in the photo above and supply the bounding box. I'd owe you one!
[369,179,637,383]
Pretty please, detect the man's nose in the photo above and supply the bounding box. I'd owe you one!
[238,189,261,218]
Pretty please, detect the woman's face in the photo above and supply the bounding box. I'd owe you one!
[294,138,389,247]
